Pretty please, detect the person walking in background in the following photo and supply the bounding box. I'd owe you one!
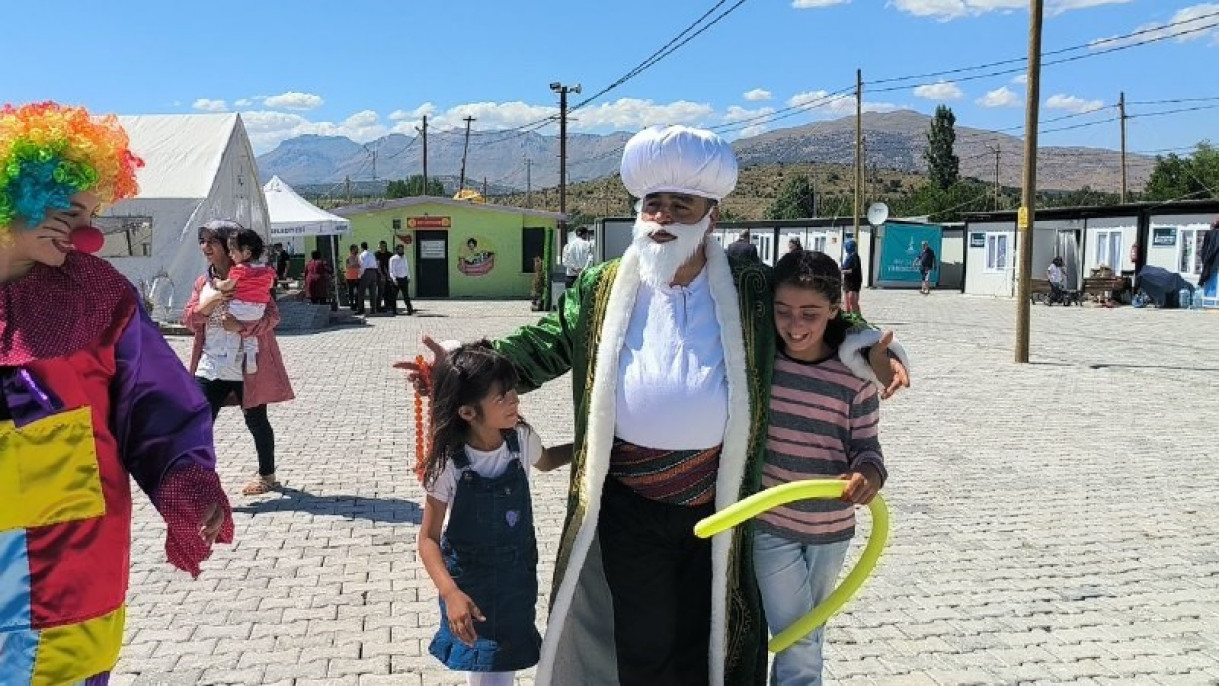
[357,241,380,315]
[917,241,937,295]
[726,228,761,262]
[562,227,594,290]
[344,244,361,308]
[376,240,395,314]
[304,249,333,305]
[788,237,803,254]
[389,243,416,315]
[841,239,863,316]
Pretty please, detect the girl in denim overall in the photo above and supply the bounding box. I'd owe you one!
[417,341,570,686]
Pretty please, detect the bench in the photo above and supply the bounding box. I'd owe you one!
[1082,276,1126,304]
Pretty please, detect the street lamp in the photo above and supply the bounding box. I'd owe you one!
[550,82,581,225]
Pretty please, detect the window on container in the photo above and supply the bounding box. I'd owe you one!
[93,216,154,258]
[521,227,545,273]
[986,234,1008,271]
[1179,228,1206,275]
[1094,230,1122,270]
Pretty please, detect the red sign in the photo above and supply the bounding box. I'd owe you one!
[407,216,451,229]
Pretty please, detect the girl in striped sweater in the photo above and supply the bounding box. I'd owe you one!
[755,249,888,686]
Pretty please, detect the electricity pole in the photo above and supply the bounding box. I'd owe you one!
[987,143,1002,210]
[1015,0,1045,364]
[417,116,429,195]
[551,82,582,224]
[854,69,863,240]
[1119,92,1128,204]
[525,157,533,208]
[459,116,475,193]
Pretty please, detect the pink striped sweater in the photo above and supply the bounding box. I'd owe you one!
[756,352,887,544]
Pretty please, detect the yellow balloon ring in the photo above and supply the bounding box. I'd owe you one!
[694,479,890,653]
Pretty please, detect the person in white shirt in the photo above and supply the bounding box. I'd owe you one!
[356,241,381,315]
[562,228,595,289]
[388,244,415,315]
[1047,255,1068,304]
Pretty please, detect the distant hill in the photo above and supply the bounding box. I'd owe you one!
[256,110,1154,195]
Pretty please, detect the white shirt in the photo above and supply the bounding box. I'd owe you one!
[389,254,410,280]
[1048,264,1065,285]
[359,250,378,272]
[562,238,594,276]
[426,424,544,504]
[615,269,729,450]
[195,282,245,382]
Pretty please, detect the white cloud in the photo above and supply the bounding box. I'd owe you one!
[891,0,1128,21]
[913,81,964,100]
[1045,93,1106,113]
[389,103,437,121]
[1011,74,1028,85]
[977,86,1022,108]
[786,90,898,117]
[241,109,388,152]
[234,98,253,107]
[192,98,228,112]
[1090,3,1219,49]
[720,105,778,139]
[386,97,715,137]
[743,88,773,102]
[262,91,325,111]
[792,0,850,7]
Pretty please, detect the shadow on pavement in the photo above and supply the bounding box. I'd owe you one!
[232,486,423,525]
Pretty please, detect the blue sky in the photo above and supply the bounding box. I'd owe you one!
[6,0,1217,158]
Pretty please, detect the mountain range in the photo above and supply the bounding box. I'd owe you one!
[257,110,1154,194]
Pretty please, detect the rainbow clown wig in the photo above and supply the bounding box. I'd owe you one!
[0,102,143,239]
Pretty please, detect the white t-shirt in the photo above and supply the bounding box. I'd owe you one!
[426,424,544,504]
[614,268,729,450]
[195,281,245,382]
[389,254,411,280]
[1048,264,1065,285]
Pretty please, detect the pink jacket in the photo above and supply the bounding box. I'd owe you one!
[183,274,295,409]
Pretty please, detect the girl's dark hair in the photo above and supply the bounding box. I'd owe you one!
[773,249,851,349]
[231,227,266,261]
[197,220,241,245]
[311,250,322,260]
[421,340,520,489]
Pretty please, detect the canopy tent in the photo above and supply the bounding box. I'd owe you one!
[98,113,269,322]
[264,176,350,239]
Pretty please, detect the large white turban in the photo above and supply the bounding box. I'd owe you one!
[619,125,738,201]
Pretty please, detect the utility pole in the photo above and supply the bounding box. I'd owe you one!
[1015,0,1045,364]
[483,177,488,197]
[417,116,429,196]
[1119,91,1128,203]
[854,68,863,241]
[344,176,352,204]
[459,116,475,193]
[987,143,1002,210]
[551,82,582,223]
[525,157,533,208]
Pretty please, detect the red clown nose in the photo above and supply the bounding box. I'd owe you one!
[69,225,105,254]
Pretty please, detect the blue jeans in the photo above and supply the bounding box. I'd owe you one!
[753,530,851,686]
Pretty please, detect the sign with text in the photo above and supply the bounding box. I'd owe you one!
[879,223,942,284]
[1152,227,1177,247]
[420,240,446,259]
[408,216,451,229]
[970,233,986,248]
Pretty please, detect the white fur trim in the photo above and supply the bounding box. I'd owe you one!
[838,329,910,388]
[704,239,752,686]
[535,248,642,685]
[440,339,462,354]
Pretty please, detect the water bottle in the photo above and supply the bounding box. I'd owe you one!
[1178,287,1192,310]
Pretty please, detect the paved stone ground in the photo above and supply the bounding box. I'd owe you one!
[113,291,1219,686]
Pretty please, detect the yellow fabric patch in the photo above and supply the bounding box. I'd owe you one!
[32,606,125,686]
[0,407,106,533]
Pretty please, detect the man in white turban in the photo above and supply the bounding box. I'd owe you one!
[402,125,908,685]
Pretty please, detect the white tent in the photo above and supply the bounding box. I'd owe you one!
[97,113,269,321]
[264,176,350,250]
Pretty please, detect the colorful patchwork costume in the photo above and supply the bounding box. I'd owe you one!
[0,103,234,686]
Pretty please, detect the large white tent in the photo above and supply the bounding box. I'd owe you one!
[264,175,350,249]
[97,113,269,321]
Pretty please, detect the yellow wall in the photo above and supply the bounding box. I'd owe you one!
[318,200,557,298]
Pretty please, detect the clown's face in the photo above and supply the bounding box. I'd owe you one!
[5,191,101,272]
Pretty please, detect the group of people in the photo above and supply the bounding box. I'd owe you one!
[2,101,910,686]
[400,124,911,686]
[343,240,415,315]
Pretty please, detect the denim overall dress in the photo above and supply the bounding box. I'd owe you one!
[429,430,542,671]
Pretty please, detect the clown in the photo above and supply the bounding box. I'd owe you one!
[0,102,234,686]
[402,125,910,686]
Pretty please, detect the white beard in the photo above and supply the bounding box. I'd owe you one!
[629,214,711,288]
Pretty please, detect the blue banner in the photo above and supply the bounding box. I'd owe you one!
[879,223,942,284]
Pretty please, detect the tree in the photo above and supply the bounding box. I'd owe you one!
[386,175,444,199]
[924,105,960,190]
[1143,143,1219,202]
[766,174,817,219]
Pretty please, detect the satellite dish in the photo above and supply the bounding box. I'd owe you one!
[866,202,890,227]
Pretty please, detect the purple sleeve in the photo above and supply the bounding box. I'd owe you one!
[112,296,218,500]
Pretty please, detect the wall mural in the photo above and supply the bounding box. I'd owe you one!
[457,235,496,276]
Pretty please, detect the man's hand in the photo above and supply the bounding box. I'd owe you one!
[868,330,910,400]
[840,464,883,505]
[442,589,485,646]
[392,335,448,395]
